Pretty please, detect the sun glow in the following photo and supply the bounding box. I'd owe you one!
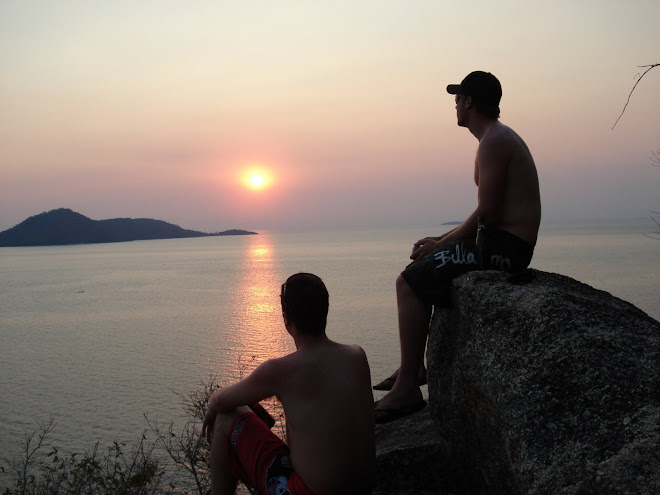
[241,166,273,191]
[250,174,265,188]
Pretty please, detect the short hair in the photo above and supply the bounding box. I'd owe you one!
[280,273,329,336]
[473,99,501,119]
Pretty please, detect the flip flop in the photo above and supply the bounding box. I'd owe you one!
[372,376,397,391]
[374,399,427,424]
[373,375,428,391]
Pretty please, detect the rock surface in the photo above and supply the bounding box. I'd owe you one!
[421,269,660,494]
[374,407,453,494]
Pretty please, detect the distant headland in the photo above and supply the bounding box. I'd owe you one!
[0,208,257,247]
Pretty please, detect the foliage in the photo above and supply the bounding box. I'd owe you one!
[0,379,222,495]
[0,376,275,495]
[145,378,220,495]
[1,416,163,495]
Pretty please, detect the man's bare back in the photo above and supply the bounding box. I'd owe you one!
[270,339,374,494]
[203,273,375,495]
[409,118,541,262]
[475,121,541,246]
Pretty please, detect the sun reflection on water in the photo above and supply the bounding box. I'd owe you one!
[216,234,293,437]
[217,234,293,382]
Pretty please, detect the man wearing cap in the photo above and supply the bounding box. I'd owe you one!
[374,71,541,423]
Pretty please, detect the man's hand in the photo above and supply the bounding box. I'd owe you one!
[411,237,442,261]
[202,399,218,444]
[411,227,459,262]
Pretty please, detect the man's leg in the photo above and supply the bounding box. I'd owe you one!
[377,275,431,409]
[209,407,251,495]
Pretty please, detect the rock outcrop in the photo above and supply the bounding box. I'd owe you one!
[375,269,659,494]
[373,407,452,494]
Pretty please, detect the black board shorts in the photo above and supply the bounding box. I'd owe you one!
[401,229,534,306]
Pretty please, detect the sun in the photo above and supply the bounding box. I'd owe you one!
[249,173,266,189]
[241,166,273,192]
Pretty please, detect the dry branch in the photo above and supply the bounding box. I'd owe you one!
[611,63,659,130]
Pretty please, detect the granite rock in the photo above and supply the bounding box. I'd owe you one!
[425,269,659,494]
[374,407,454,494]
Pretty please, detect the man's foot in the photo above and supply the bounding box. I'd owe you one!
[373,369,427,391]
[372,374,398,391]
[374,381,426,424]
[374,398,427,424]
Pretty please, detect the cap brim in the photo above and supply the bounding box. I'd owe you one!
[446,84,461,95]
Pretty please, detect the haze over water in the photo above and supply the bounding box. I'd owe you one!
[1,220,658,467]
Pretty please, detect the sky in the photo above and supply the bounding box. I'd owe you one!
[1,1,659,232]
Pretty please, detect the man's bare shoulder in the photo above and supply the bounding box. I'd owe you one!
[479,122,532,161]
[267,341,369,388]
[329,343,371,383]
[334,341,367,356]
[480,122,514,144]
[278,341,369,383]
[266,352,298,369]
[328,341,369,363]
[256,354,297,378]
[486,122,531,149]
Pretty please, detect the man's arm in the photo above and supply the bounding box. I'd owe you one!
[411,136,509,261]
[411,216,478,261]
[202,359,281,440]
[412,227,456,254]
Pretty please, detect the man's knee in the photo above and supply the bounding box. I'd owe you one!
[396,274,415,297]
[213,406,252,438]
[396,273,406,290]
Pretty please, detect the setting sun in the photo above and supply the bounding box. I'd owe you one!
[240,166,273,192]
[250,173,266,189]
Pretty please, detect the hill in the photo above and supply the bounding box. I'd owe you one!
[0,208,257,247]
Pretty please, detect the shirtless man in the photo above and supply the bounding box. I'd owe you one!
[374,71,541,423]
[202,273,375,495]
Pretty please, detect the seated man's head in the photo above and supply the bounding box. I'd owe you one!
[446,70,502,120]
[280,273,329,336]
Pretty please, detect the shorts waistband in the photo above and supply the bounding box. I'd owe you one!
[484,228,534,250]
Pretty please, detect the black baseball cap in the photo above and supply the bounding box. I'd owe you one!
[446,71,502,108]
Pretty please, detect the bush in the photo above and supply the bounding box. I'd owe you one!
[1,378,221,495]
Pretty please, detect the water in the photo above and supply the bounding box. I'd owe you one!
[1,221,658,465]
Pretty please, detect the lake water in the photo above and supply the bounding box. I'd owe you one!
[1,220,658,466]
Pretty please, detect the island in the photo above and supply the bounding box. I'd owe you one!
[0,208,257,247]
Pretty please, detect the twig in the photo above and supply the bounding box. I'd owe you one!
[644,211,660,239]
[651,148,660,167]
[611,63,659,130]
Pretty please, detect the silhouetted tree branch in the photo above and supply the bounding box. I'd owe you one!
[652,148,660,167]
[611,64,660,240]
[643,210,660,240]
[612,63,659,130]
